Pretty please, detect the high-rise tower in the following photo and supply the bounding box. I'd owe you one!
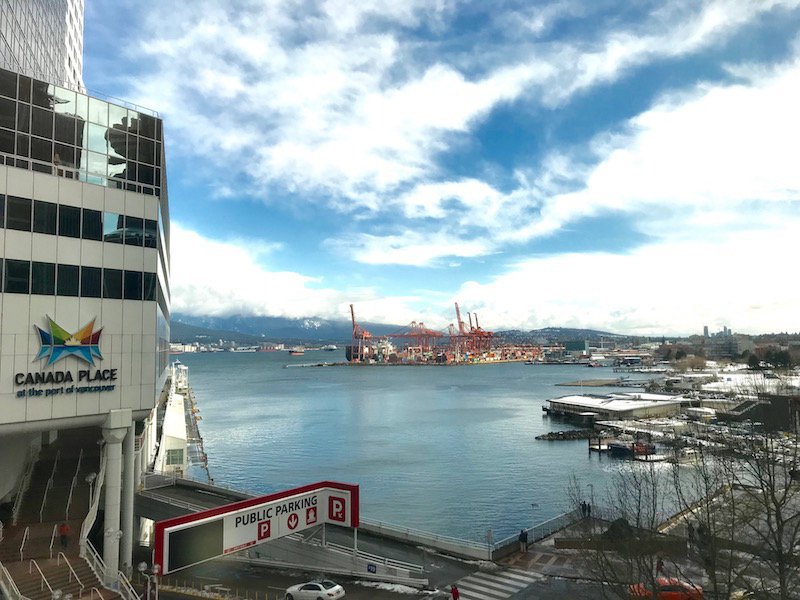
[0,0,170,586]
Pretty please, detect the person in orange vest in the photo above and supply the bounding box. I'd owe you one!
[450,584,460,599]
[58,522,71,549]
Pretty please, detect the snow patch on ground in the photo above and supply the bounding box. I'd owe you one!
[354,580,429,594]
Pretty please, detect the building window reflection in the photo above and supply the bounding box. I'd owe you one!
[0,67,163,198]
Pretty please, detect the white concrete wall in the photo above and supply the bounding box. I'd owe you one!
[0,166,161,432]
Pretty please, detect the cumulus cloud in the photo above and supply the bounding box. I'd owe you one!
[118,0,789,209]
[451,216,800,335]
[170,223,433,324]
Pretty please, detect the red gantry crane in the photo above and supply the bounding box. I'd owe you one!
[349,304,372,362]
[449,302,494,361]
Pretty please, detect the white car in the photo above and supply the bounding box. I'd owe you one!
[284,579,345,600]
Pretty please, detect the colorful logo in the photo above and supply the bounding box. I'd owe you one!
[34,316,103,366]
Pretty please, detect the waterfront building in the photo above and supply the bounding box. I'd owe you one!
[0,0,170,587]
[546,392,686,421]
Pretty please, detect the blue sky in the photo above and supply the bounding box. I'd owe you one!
[83,0,800,335]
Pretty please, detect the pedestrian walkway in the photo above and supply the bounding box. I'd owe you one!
[453,566,543,599]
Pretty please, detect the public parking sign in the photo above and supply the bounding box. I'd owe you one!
[154,481,359,574]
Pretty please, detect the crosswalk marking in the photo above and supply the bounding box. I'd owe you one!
[455,566,539,600]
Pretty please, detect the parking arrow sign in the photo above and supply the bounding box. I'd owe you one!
[287,513,299,530]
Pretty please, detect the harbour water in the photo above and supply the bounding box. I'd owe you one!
[176,351,643,542]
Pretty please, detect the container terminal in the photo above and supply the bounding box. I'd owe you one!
[345,303,540,365]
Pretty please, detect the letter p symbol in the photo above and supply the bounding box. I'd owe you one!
[328,497,346,523]
[257,520,271,540]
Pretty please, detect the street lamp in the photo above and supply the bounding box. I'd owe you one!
[138,562,151,600]
[85,472,97,509]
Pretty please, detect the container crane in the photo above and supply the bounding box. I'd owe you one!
[348,304,372,362]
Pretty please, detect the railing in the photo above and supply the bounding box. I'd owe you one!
[494,507,585,550]
[19,526,29,562]
[325,540,425,573]
[0,520,3,542]
[359,517,490,559]
[65,449,84,519]
[12,447,38,526]
[28,560,54,594]
[49,523,58,558]
[57,552,84,594]
[90,587,105,600]
[0,560,24,600]
[39,450,61,522]
[81,541,107,589]
[80,447,107,553]
[116,571,138,600]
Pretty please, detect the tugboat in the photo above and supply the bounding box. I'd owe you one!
[608,440,656,458]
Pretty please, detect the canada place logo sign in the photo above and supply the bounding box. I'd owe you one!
[15,316,117,396]
[35,316,103,365]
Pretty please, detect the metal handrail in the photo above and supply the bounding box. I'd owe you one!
[28,560,53,594]
[49,523,58,558]
[39,450,61,522]
[65,474,78,519]
[360,516,490,552]
[66,449,84,519]
[57,552,84,593]
[81,541,107,590]
[19,526,29,562]
[90,587,105,600]
[0,520,3,542]
[12,447,38,526]
[117,571,138,600]
[325,540,424,573]
[0,559,24,600]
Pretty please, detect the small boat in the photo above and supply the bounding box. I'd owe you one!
[608,440,656,458]
[288,348,305,356]
[322,344,337,351]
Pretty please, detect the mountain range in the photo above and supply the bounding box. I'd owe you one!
[170,313,628,345]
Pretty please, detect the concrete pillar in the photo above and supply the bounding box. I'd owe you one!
[102,409,131,585]
[121,421,136,576]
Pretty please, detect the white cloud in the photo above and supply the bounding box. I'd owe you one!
[170,223,434,324]
[450,218,800,335]
[116,0,791,211]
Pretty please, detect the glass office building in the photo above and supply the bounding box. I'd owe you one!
[0,0,171,585]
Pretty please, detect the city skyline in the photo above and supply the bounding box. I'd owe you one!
[84,0,800,336]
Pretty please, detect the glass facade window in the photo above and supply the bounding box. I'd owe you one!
[57,263,79,296]
[0,68,165,198]
[58,204,81,237]
[103,211,124,243]
[31,107,53,138]
[143,272,156,301]
[124,270,142,300]
[144,219,157,248]
[0,97,15,129]
[4,259,30,293]
[80,265,101,297]
[103,268,122,299]
[125,215,144,246]
[0,70,16,99]
[6,196,31,231]
[31,261,55,295]
[0,129,13,154]
[82,208,102,241]
[33,200,57,234]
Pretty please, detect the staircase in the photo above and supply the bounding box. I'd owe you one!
[0,428,120,600]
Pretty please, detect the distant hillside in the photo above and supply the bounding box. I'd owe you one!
[172,314,632,345]
[171,313,403,344]
[496,327,625,344]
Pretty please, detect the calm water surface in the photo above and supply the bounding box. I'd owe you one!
[176,351,639,542]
